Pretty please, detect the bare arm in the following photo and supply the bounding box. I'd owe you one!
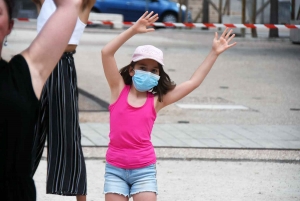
[22,0,81,99]
[101,11,158,103]
[31,0,43,5]
[157,28,237,110]
[79,0,96,23]
[83,0,96,10]
[31,0,44,13]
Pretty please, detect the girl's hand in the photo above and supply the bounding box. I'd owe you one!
[212,28,237,55]
[132,11,159,34]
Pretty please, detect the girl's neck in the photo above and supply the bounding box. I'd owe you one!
[128,85,148,108]
[130,85,147,97]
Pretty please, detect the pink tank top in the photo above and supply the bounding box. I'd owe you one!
[106,85,157,169]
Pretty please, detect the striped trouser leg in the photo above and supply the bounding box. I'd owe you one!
[31,84,48,176]
[33,52,87,195]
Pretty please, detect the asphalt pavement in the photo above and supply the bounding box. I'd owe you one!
[34,159,300,201]
[6,21,300,201]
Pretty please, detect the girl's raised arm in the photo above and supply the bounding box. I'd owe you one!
[82,0,96,11]
[101,11,158,102]
[22,0,81,99]
[159,28,236,109]
[31,0,44,13]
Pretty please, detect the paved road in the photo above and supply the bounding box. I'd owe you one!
[6,22,300,201]
[34,159,300,201]
[6,22,300,125]
[6,22,300,150]
[75,27,300,125]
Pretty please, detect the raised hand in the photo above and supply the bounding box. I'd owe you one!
[132,11,159,34]
[212,28,237,55]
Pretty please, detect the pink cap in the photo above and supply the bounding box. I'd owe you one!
[132,45,164,66]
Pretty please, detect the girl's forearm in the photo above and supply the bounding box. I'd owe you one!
[102,27,136,56]
[189,50,219,87]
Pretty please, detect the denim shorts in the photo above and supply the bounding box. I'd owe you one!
[104,162,158,197]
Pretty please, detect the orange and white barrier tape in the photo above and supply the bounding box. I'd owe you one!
[15,18,300,29]
[120,22,300,29]
[15,18,37,22]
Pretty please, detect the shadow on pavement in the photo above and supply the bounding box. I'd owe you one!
[78,88,109,112]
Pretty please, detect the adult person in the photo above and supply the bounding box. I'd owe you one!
[30,0,95,200]
[29,0,95,201]
[0,0,82,200]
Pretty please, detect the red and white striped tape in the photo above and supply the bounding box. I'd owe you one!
[15,18,37,22]
[121,22,300,29]
[15,18,300,29]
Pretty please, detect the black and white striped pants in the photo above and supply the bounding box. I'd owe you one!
[32,51,87,195]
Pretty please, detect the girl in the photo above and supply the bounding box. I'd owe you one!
[31,0,95,200]
[101,11,236,201]
[0,0,81,200]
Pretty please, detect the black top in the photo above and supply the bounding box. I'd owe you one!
[0,55,39,201]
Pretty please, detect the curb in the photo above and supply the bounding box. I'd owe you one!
[41,147,300,163]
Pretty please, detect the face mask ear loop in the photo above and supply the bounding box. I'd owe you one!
[148,88,157,94]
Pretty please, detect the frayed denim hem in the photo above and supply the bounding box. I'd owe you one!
[130,190,158,197]
[103,191,129,197]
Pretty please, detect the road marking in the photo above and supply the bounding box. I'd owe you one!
[176,104,249,110]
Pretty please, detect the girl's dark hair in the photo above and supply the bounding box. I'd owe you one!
[3,0,14,20]
[119,61,176,102]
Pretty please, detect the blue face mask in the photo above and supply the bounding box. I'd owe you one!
[132,70,160,92]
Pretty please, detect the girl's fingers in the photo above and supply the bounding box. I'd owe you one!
[139,11,149,21]
[214,31,218,40]
[149,13,158,21]
[145,11,154,19]
[149,16,159,24]
[228,42,237,48]
[227,33,235,43]
[225,29,233,39]
[146,28,155,32]
[220,27,228,38]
